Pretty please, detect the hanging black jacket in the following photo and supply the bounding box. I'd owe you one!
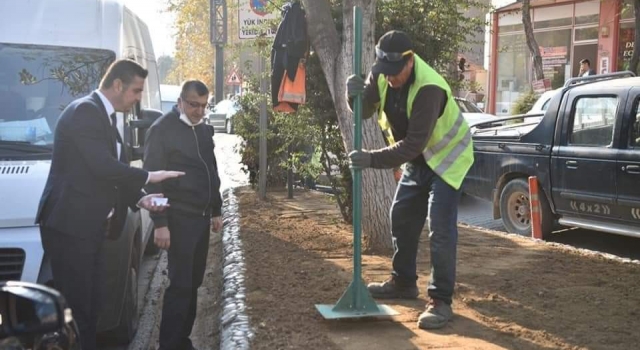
[271,1,308,107]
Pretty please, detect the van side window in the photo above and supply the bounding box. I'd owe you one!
[569,96,617,147]
[630,99,640,149]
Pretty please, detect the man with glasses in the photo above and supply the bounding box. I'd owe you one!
[346,30,474,330]
[144,80,223,350]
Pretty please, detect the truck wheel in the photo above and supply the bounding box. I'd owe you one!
[110,260,139,343]
[499,178,554,237]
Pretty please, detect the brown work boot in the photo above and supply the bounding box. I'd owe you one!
[367,277,419,299]
[417,299,453,330]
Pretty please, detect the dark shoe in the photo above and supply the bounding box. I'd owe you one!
[417,299,453,330]
[367,277,419,299]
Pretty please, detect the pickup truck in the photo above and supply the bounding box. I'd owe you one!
[464,72,640,238]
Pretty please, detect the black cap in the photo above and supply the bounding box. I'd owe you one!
[371,30,414,76]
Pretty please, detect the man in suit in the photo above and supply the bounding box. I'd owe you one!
[36,59,184,350]
[579,59,596,77]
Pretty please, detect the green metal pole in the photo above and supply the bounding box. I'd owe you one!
[315,6,397,319]
[352,5,363,310]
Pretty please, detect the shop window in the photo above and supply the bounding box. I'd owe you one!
[535,29,572,89]
[534,5,573,29]
[495,33,530,116]
[575,27,599,42]
[618,22,635,71]
[569,97,617,147]
[574,0,600,25]
[621,0,635,20]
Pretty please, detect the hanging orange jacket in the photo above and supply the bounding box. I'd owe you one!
[278,61,306,105]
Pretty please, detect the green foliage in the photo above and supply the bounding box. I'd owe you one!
[233,51,353,221]
[232,0,491,222]
[512,90,538,115]
[376,0,490,88]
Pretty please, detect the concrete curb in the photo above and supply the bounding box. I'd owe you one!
[128,251,168,350]
[219,188,253,350]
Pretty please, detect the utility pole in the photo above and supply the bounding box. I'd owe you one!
[210,0,227,103]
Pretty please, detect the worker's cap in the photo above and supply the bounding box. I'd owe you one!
[371,30,414,76]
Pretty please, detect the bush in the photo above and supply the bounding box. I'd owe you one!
[233,53,353,222]
[512,89,538,115]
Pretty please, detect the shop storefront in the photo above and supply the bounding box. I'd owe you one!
[488,0,629,115]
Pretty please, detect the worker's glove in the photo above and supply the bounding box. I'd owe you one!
[346,74,366,97]
[348,150,372,169]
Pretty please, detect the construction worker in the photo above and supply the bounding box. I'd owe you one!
[346,30,474,330]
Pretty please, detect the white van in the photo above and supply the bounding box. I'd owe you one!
[0,0,161,343]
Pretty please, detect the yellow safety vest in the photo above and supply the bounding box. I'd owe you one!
[376,54,474,190]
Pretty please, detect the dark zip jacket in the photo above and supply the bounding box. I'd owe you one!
[143,106,222,228]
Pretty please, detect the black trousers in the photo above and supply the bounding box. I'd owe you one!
[159,210,210,350]
[40,226,105,350]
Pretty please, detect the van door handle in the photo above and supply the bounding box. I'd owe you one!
[566,160,578,169]
[623,165,640,174]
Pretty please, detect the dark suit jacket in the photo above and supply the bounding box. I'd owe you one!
[36,92,148,239]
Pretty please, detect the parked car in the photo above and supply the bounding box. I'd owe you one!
[208,98,239,134]
[527,89,558,115]
[160,84,181,114]
[0,281,80,350]
[464,71,640,238]
[454,97,497,128]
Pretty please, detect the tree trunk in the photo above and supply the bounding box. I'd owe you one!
[629,0,640,74]
[522,0,544,81]
[302,0,395,253]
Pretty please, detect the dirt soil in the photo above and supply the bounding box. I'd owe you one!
[239,187,640,350]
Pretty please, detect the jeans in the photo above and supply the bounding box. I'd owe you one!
[390,161,461,305]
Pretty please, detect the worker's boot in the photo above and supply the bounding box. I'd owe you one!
[417,298,453,330]
[367,277,419,299]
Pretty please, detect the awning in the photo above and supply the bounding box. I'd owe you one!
[496,0,578,12]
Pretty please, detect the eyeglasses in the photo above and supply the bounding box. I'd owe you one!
[375,46,413,62]
[183,99,208,109]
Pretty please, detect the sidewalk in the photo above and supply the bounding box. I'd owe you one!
[238,187,640,350]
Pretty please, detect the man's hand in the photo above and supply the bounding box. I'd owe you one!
[138,193,169,212]
[346,74,365,97]
[348,150,372,169]
[154,227,170,250]
[211,216,223,233]
[148,171,185,184]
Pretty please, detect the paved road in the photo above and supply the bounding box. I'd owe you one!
[458,194,640,261]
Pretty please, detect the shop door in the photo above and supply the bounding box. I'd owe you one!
[573,43,598,77]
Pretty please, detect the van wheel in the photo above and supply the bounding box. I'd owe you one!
[499,178,554,237]
[225,119,234,134]
[110,262,139,343]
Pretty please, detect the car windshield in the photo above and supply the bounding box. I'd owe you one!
[0,43,114,158]
[456,99,482,113]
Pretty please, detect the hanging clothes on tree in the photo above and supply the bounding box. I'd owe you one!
[271,0,308,113]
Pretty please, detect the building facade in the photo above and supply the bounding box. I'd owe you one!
[487,0,637,115]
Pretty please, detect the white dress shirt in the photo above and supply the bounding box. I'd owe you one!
[95,90,121,159]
